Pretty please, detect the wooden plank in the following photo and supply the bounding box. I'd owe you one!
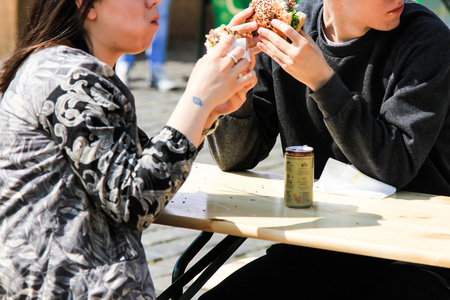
[156,163,450,268]
[0,1,18,60]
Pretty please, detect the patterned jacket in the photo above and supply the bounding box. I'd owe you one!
[0,46,198,299]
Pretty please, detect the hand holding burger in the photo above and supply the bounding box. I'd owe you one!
[204,9,259,70]
[244,0,306,40]
[205,0,305,49]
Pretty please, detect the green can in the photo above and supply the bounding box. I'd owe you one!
[284,145,314,208]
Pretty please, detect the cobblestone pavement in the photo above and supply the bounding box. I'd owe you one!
[130,41,284,298]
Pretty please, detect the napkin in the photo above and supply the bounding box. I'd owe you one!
[230,38,251,62]
[314,158,396,199]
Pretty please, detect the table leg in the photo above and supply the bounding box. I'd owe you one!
[157,232,247,300]
[172,231,214,297]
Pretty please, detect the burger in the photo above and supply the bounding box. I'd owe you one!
[244,0,306,40]
[204,0,306,52]
[204,25,242,52]
[204,24,250,62]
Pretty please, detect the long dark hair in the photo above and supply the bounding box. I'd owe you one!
[0,0,97,94]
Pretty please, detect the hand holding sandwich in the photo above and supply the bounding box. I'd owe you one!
[199,6,261,132]
[226,0,333,92]
[205,7,260,71]
[227,7,262,68]
[167,34,257,146]
[257,18,334,92]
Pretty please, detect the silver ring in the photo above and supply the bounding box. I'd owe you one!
[226,53,239,65]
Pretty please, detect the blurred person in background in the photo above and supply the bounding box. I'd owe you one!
[115,0,177,91]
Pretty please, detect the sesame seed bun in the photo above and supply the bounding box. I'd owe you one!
[245,0,306,40]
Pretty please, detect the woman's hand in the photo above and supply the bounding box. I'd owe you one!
[185,35,256,110]
[166,34,257,147]
[227,7,261,71]
[257,19,334,91]
[192,37,257,128]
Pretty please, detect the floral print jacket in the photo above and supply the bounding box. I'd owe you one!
[0,46,197,299]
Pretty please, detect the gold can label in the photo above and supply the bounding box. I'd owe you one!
[284,146,314,208]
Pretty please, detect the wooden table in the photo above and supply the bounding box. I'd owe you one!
[156,163,450,299]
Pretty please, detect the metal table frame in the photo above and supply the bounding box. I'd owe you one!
[157,231,246,300]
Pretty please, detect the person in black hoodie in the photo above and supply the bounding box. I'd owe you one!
[202,0,450,299]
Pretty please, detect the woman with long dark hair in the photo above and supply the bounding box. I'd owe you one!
[0,0,258,298]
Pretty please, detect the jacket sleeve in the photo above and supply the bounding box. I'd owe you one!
[311,17,450,189]
[207,53,280,171]
[41,67,198,231]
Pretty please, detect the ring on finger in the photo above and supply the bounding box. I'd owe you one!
[226,53,239,65]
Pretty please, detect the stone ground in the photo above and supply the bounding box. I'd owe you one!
[130,41,284,298]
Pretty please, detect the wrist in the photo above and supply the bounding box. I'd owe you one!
[205,112,220,129]
[309,68,334,92]
[202,112,221,136]
[167,93,213,147]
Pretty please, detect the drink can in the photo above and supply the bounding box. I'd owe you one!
[284,145,314,208]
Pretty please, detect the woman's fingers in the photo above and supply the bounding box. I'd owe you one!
[209,35,235,58]
[223,45,247,68]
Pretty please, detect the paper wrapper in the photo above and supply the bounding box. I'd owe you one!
[229,38,251,62]
[207,37,250,62]
[314,158,396,199]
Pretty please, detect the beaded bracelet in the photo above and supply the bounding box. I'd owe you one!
[202,119,220,136]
